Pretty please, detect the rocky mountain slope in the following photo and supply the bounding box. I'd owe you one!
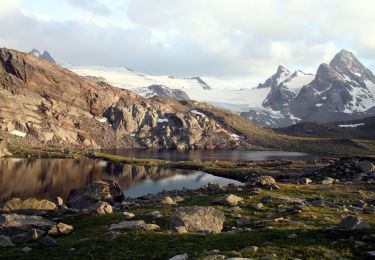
[0,48,274,150]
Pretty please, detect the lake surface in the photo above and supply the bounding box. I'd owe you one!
[101,149,314,161]
[0,158,241,201]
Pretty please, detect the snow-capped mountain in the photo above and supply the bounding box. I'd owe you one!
[29,49,56,63]
[242,50,375,127]
[67,49,375,128]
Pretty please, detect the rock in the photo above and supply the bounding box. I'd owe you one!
[20,247,32,253]
[356,161,375,173]
[106,231,122,240]
[300,177,312,184]
[108,220,145,231]
[236,217,250,227]
[253,203,264,210]
[147,211,163,218]
[205,183,225,191]
[248,188,262,195]
[367,251,375,258]
[11,228,44,244]
[243,246,258,254]
[1,198,57,214]
[175,226,188,234]
[53,197,64,207]
[321,177,334,185]
[212,194,244,206]
[138,224,160,231]
[173,196,185,203]
[0,235,15,247]
[257,176,277,186]
[123,212,135,219]
[161,196,177,205]
[170,206,225,234]
[287,233,298,238]
[353,200,367,208]
[203,255,226,260]
[261,195,304,205]
[95,202,113,214]
[261,253,278,260]
[338,216,370,230]
[169,253,188,260]
[48,223,73,236]
[0,214,55,236]
[67,180,124,210]
[33,236,57,248]
[363,207,375,214]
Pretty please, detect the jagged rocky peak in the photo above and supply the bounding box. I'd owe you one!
[313,63,343,90]
[329,49,375,82]
[189,76,211,90]
[257,65,291,89]
[29,49,56,63]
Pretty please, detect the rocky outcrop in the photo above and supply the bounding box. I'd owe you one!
[0,48,256,150]
[134,85,190,101]
[1,198,57,214]
[0,214,55,236]
[170,206,225,233]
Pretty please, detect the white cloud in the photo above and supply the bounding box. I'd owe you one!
[0,0,374,86]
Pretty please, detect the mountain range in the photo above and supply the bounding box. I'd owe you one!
[65,50,375,129]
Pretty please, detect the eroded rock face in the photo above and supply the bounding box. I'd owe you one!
[0,48,255,150]
[66,180,124,210]
[170,206,225,234]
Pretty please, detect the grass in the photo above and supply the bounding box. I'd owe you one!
[1,182,374,259]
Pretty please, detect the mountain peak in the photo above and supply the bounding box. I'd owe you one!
[277,65,288,74]
[29,49,56,63]
[329,49,363,74]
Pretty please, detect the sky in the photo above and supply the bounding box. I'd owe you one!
[0,0,375,87]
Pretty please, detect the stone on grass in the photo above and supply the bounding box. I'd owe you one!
[171,207,225,234]
[261,195,304,205]
[147,211,163,218]
[109,220,145,231]
[212,194,244,206]
[175,226,188,234]
[161,196,177,205]
[0,235,15,247]
[123,212,135,219]
[168,253,188,260]
[0,214,55,236]
[48,223,73,236]
[338,216,369,230]
[236,217,250,227]
[95,202,113,214]
[321,177,334,185]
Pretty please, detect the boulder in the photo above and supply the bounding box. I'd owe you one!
[67,180,125,210]
[321,177,334,185]
[123,212,135,219]
[261,195,304,205]
[236,217,250,227]
[48,223,73,236]
[94,202,113,214]
[356,161,375,173]
[161,196,177,205]
[0,214,55,236]
[170,206,225,233]
[0,235,14,247]
[1,198,57,214]
[108,220,145,231]
[338,216,370,230]
[11,229,44,244]
[169,253,188,260]
[212,194,244,206]
[257,176,277,186]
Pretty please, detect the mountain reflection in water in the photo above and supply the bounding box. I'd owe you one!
[0,158,240,201]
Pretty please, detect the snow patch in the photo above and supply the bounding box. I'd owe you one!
[96,117,108,123]
[157,118,168,123]
[9,130,27,137]
[191,109,205,117]
[338,123,365,128]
